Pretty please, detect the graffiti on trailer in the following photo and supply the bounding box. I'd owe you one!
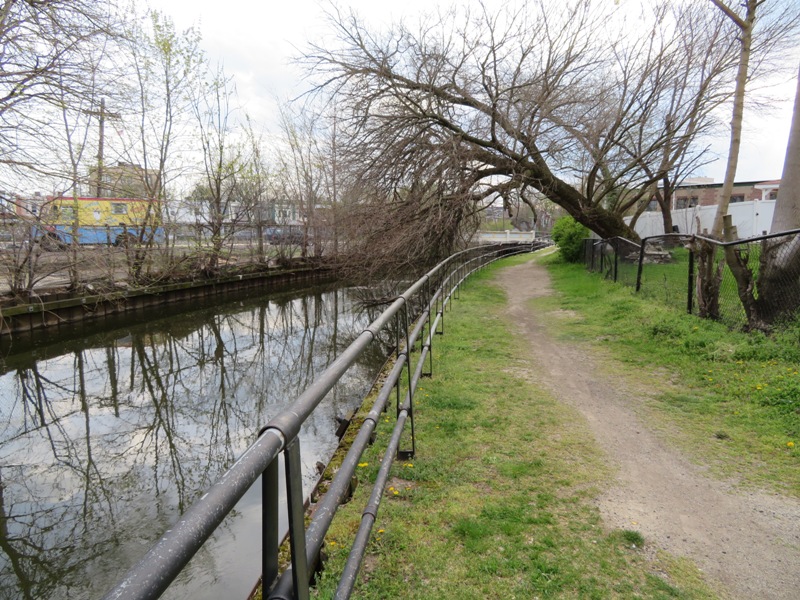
[36,196,164,246]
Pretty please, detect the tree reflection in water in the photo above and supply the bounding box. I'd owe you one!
[0,285,388,600]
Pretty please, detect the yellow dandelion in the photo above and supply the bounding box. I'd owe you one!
[378,529,385,533]
[788,441,795,449]
[357,462,368,468]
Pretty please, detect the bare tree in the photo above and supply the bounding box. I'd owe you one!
[0,1,125,298]
[693,0,800,321]
[719,66,800,330]
[0,0,120,184]
[272,102,326,261]
[115,9,205,282]
[191,65,252,273]
[301,0,749,250]
[617,2,740,235]
[236,120,273,264]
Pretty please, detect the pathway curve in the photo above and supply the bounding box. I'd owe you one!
[496,259,800,600]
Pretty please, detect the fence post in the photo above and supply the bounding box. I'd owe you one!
[424,279,434,377]
[635,238,646,292]
[284,439,310,600]
[687,248,695,314]
[262,455,280,594]
[613,240,619,282]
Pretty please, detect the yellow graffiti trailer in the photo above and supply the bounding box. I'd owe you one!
[37,197,164,246]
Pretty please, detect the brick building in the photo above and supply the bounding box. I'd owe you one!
[669,179,780,210]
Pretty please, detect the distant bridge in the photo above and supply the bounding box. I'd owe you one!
[477,230,543,244]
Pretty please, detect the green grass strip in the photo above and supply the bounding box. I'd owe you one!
[540,255,800,494]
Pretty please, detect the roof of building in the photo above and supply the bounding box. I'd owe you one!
[675,179,780,190]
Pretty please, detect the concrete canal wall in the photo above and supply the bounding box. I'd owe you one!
[0,267,333,336]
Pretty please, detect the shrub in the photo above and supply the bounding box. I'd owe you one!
[551,216,589,262]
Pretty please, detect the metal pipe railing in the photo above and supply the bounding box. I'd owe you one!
[104,241,551,600]
[333,246,529,599]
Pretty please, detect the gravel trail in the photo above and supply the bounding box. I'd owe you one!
[496,260,800,600]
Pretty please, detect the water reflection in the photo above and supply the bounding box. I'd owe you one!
[0,286,388,599]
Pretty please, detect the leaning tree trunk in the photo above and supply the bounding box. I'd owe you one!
[751,65,800,327]
[753,235,800,325]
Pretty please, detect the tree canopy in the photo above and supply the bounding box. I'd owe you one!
[302,0,746,240]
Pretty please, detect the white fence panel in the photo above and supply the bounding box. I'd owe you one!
[626,200,775,239]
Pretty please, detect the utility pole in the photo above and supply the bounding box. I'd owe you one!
[84,98,120,197]
[97,97,105,197]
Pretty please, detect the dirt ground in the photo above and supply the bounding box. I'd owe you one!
[496,259,800,600]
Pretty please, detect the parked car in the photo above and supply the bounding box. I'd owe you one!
[264,226,304,244]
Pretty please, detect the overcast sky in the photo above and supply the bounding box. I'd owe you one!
[148,0,799,184]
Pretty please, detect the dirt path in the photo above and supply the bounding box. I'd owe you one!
[496,259,800,600]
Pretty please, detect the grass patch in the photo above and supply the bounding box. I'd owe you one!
[539,254,800,495]
[619,529,646,548]
[312,257,717,599]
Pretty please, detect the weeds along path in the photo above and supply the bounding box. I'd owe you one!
[496,259,800,600]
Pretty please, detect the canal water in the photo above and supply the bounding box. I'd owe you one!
[0,284,389,599]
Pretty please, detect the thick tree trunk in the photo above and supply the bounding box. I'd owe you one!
[660,194,674,235]
[522,164,640,241]
[710,0,756,239]
[752,66,800,327]
[722,217,762,329]
[770,66,800,233]
[754,235,800,325]
[697,0,757,322]
[695,241,723,320]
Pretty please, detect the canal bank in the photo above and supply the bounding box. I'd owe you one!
[0,262,334,338]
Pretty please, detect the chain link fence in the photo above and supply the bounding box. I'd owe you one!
[583,229,800,330]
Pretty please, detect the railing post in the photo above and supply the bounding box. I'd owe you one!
[436,287,444,335]
[402,303,413,417]
[599,241,605,274]
[284,439,310,600]
[398,301,416,461]
[687,247,695,314]
[262,455,280,594]
[424,281,434,378]
[635,238,647,292]
[393,311,402,413]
